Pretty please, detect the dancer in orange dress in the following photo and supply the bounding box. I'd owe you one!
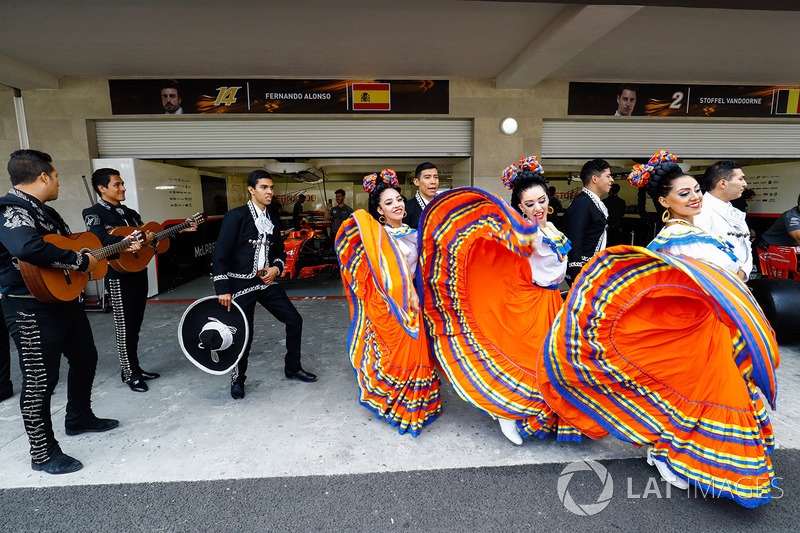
[538,150,779,507]
[418,157,581,445]
[335,170,441,436]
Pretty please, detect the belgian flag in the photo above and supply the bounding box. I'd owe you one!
[352,83,391,111]
[775,89,800,114]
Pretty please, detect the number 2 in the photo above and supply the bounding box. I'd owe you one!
[670,91,684,109]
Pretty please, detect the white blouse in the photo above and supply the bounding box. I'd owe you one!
[395,232,419,278]
[383,225,419,278]
[528,222,567,287]
[649,221,739,274]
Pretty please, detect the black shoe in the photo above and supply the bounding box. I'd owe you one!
[65,415,120,436]
[139,369,160,380]
[125,377,148,392]
[231,382,245,400]
[31,452,83,474]
[285,367,317,382]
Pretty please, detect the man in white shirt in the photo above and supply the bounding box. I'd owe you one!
[694,160,751,281]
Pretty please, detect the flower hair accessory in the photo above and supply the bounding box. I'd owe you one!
[627,150,677,188]
[501,156,545,190]
[518,156,544,175]
[363,168,399,193]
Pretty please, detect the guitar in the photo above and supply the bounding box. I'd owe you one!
[18,231,143,303]
[107,213,206,273]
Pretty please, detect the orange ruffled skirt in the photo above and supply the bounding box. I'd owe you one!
[336,210,441,436]
[418,187,580,441]
[539,245,779,507]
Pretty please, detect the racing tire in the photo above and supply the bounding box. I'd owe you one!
[748,278,800,344]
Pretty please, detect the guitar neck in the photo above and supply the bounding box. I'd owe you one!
[154,219,194,241]
[90,236,136,260]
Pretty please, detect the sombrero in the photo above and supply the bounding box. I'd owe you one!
[178,296,249,375]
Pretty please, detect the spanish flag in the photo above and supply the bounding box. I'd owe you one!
[775,89,800,114]
[352,83,391,111]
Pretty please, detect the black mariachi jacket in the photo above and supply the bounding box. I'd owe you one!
[402,192,427,230]
[212,202,286,300]
[563,191,607,281]
[83,199,145,280]
[0,188,90,295]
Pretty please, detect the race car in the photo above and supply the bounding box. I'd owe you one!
[279,223,339,282]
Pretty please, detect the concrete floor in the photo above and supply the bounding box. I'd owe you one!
[0,289,798,496]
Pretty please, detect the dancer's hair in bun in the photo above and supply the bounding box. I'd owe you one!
[627,150,688,200]
[365,169,401,222]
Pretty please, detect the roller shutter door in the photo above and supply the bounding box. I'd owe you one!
[94,119,472,158]
[542,120,800,158]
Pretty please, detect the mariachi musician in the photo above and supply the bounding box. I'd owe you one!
[0,150,126,474]
[83,167,196,393]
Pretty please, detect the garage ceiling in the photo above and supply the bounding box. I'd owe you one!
[1,1,799,90]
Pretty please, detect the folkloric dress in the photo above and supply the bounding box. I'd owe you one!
[418,187,581,441]
[336,210,441,436]
[538,225,779,507]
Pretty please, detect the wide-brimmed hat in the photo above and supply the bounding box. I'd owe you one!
[178,296,249,375]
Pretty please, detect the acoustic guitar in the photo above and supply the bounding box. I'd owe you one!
[107,213,206,273]
[18,231,142,303]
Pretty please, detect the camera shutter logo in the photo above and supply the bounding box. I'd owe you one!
[557,460,614,516]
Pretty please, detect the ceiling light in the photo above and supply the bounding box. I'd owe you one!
[500,117,518,135]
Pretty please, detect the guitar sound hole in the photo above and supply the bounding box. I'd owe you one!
[62,269,72,286]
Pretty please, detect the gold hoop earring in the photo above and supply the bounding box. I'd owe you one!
[379,215,386,224]
[547,206,554,215]
[661,209,671,223]
[402,210,407,218]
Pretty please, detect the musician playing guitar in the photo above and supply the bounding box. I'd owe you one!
[0,150,133,474]
[83,168,196,393]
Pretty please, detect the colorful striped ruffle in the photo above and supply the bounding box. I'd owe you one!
[418,187,581,441]
[541,226,571,262]
[539,245,779,507]
[335,210,441,436]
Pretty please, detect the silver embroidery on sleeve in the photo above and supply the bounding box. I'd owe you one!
[3,206,36,229]
[84,214,101,227]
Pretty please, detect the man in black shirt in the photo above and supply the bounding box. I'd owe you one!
[602,183,627,246]
[761,193,800,247]
[328,188,354,239]
[0,150,122,474]
[292,194,306,230]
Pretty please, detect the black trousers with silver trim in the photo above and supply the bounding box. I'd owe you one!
[3,297,98,464]
[0,299,11,395]
[107,270,148,381]
[231,283,303,384]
